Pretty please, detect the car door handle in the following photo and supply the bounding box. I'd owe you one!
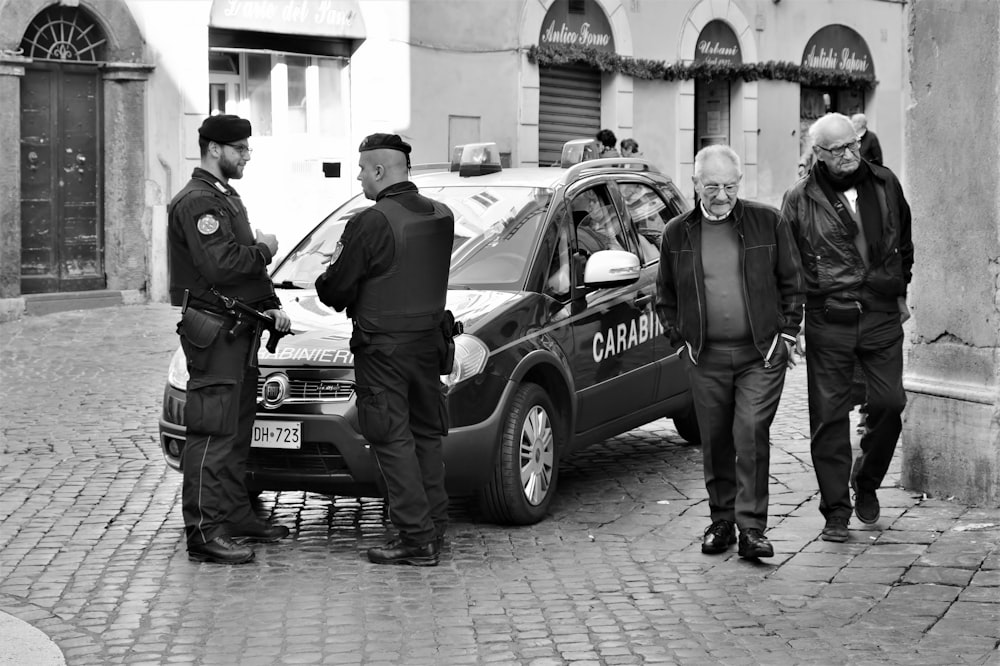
[634,293,652,308]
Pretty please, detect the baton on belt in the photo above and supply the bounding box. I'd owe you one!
[213,291,294,354]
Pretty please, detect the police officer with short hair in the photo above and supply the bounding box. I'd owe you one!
[315,133,454,566]
[168,114,292,565]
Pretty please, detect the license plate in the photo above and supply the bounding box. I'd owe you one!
[251,420,301,449]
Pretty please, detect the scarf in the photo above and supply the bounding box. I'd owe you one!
[813,161,883,264]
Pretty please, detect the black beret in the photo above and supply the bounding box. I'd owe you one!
[359,133,411,155]
[199,114,252,143]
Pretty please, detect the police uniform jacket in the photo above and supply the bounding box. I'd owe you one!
[168,167,279,311]
[314,181,454,347]
[655,199,805,364]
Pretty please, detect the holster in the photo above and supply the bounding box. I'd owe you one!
[180,307,227,349]
[438,309,463,375]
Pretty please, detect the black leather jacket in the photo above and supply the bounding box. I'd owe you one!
[780,162,913,311]
[655,200,805,365]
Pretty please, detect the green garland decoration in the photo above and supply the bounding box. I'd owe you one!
[527,44,877,90]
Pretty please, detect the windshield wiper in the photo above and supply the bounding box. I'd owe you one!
[274,280,305,290]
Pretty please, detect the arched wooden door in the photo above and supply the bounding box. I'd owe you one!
[19,5,106,294]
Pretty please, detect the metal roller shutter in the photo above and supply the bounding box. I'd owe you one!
[538,65,601,166]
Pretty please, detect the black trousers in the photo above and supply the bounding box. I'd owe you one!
[354,338,449,546]
[179,323,260,546]
[686,342,788,531]
[804,309,905,520]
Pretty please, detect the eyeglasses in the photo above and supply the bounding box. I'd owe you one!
[817,140,859,157]
[700,183,740,197]
[223,143,253,156]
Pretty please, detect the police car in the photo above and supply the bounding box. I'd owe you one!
[159,140,698,525]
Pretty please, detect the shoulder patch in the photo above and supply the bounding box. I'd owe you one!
[197,214,220,235]
[327,241,344,266]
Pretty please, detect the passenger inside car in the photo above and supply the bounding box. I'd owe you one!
[572,189,624,254]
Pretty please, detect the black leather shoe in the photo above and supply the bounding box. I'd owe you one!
[188,536,255,565]
[232,523,290,543]
[367,539,440,566]
[701,519,736,554]
[821,516,850,542]
[738,528,774,559]
[851,457,880,524]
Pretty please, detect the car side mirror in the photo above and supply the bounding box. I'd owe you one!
[582,250,641,289]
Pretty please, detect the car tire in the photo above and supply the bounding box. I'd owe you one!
[478,382,561,526]
[672,409,701,445]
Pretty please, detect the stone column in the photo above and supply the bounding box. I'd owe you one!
[101,63,154,292]
[0,56,28,313]
[902,0,1000,505]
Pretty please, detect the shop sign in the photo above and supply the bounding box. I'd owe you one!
[539,0,615,53]
[210,0,366,39]
[694,20,742,65]
[801,24,874,77]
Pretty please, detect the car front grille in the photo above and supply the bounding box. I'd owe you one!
[248,440,349,474]
[257,376,354,403]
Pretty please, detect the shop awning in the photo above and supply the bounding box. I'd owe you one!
[210,0,365,57]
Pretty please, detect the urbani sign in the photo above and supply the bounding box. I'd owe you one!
[693,20,742,66]
[539,0,615,54]
[209,0,366,39]
[801,24,875,78]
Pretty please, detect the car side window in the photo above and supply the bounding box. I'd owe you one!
[570,185,626,256]
[620,182,679,262]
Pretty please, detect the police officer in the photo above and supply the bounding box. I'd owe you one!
[315,133,454,566]
[168,114,292,565]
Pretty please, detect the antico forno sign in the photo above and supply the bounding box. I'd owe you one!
[539,0,615,53]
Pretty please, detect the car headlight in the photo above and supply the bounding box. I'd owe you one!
[441,334,489,387]
[167,346,189,390]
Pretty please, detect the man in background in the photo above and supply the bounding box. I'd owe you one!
[851,113,883,165]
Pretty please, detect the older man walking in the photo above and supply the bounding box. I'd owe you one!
[656,145,804,559]
[781,112,913,542]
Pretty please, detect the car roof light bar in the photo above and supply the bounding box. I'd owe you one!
[455,142,502,177]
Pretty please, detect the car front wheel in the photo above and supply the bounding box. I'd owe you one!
[478,382,561,525]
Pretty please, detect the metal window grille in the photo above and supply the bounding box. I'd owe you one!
[19,5,107,63]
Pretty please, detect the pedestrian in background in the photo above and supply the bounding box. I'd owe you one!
[596,128,620,158]
[167,114,292,565]
[620,138,641,157]
[851,113,883,166]
[781,112,912,543]
[315,133,455,567]
[656,144,804,560]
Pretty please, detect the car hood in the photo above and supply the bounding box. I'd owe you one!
[260,288,524,367]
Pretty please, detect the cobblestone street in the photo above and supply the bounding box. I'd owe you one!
[1,304,998,665]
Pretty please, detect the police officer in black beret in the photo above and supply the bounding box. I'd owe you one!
[315,133,455,566]
[168,114,292,564]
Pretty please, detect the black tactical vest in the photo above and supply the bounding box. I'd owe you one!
[353,196,453,334]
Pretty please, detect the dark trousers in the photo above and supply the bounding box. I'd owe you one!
[179,326,259,546]
[804,310,905,520]
[686,342,788,531]
[354,339,449,546]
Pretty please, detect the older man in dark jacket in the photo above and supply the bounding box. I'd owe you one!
[656,145,804,559]
[781,112,913,543]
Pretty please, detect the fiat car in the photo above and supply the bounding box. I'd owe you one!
[160,141,699,525]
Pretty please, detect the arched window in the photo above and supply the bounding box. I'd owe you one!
[20,5,107,63]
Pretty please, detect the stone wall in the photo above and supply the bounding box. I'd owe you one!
[902,0,1000,505]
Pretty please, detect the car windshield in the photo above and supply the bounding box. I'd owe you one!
[271,185,553,292]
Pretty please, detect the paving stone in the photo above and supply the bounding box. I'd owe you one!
[2,305,1000,665]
